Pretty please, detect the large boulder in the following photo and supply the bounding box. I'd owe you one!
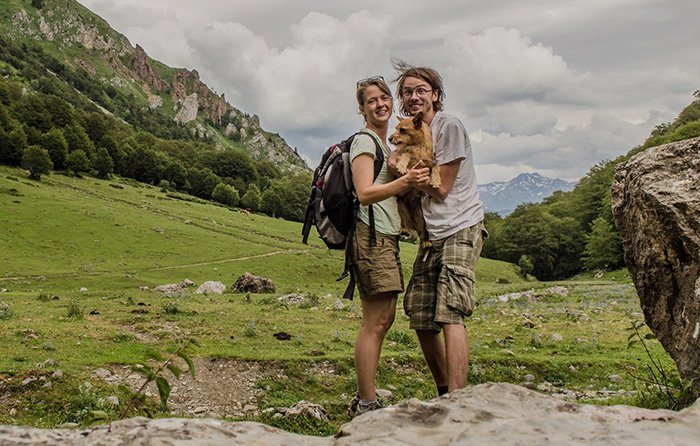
[232,272,276,293]
[2,383,700,445]
[611,137,700,389]
[195,281,226,295]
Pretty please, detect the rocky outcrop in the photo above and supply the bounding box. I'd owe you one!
[611,137,700,392]
[130,44,169,91]
[2,383,700,445]
[232,272,276,293]
[174,93,199,123]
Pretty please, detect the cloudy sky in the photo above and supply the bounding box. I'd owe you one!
[78,0,699,183]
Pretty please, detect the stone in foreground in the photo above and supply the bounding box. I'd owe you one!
[2,383,700,445]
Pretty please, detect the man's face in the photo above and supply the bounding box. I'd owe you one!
[401,76,437,118]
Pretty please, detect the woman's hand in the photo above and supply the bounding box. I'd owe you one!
[402,162,430,187]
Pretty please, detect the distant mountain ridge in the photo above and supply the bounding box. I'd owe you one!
[0,0,307,171]
[478,172,576,216]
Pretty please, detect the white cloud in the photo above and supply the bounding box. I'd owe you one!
[185,11,394,134]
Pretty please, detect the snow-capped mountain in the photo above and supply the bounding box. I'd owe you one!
[478,172,576,216]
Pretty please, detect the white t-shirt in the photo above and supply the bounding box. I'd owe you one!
[422,111,484,239]
[349,129,401,236]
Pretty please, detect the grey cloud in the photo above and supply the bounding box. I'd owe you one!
[77,0,699,182]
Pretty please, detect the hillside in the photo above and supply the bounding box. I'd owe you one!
[478,172,576,216]
[0,165,523,293]
[0,0,306,171]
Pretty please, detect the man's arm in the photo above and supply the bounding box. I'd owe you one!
[416,158,462,202]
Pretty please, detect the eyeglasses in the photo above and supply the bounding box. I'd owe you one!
[356,76,385,88]
[402,87,433,98]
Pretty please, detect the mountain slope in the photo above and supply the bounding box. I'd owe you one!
[478,172,576,216]
[0,0,307,171]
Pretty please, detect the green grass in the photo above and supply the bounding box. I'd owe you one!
[0,165,680,434]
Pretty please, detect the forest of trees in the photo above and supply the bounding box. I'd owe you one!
[0,35,311,222]
[481,90,700,279]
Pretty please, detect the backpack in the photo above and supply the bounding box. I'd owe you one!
[301,131,384,300]
[301,130,384,249]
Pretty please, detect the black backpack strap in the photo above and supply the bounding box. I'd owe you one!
[301,184,316,244]
[356,130,383,248]
[337,209,359,300]
[368,204,377,247]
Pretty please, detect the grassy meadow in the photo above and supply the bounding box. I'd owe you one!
[0,165,678,434]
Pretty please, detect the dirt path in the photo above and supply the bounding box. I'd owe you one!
[103,358,267,418]
[146,250,296,271]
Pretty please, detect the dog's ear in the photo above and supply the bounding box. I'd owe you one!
[412,112,423,129]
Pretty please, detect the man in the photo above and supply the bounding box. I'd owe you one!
[391,60,486,395]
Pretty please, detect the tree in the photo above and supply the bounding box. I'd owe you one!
[582,217,624,270]
[276,173,312,222]
[261,187,284,218]
[0,103,11,131]
[64,125,95,159]
[100,133,126,173]
[65,149,91,175]
[123,146,164,184]
[241,183,262,211]
[162,159,188,190]
[518,255,534,278]
[480,212,503,259]
[11,95,52,132]
[83,112,108,145]
[40,128,68,170]
[200,149,259,186]
[211,183,240,207]
[93,147,114,179]
[187,167,220,199]
[43,94,74,128]
[0,124,28,166]
[497,204,576,280]
[21,145,52,180]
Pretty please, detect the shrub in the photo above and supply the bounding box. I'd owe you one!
[163,302,180,315]
[518,255,534,277]
[211,182,240,207]
[0,302,12,320]
[66,300,83,318]
[37,293,51,302]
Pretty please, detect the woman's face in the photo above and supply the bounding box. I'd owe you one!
[400,76,437,118]
[360,85,393,127]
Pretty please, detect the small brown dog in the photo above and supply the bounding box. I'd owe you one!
[389,112,441,247]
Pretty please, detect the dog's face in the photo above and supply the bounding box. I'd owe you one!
[389,112,428,148]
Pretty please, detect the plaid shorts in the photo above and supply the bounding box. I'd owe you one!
[403,221,485,331]
[349,220,404,300]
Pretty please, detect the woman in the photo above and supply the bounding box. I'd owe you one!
[347,76,429,416]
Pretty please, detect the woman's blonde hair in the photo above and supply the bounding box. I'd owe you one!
[355,76,392,109]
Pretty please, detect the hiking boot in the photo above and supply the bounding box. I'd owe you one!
[347,393,384,417]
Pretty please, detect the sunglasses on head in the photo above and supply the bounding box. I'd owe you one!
[356,76,385,88]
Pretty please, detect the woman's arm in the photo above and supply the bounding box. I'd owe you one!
[352,153,429,206]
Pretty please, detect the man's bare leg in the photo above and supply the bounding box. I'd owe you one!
[416,329,448,389]
[443,323,469,390]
